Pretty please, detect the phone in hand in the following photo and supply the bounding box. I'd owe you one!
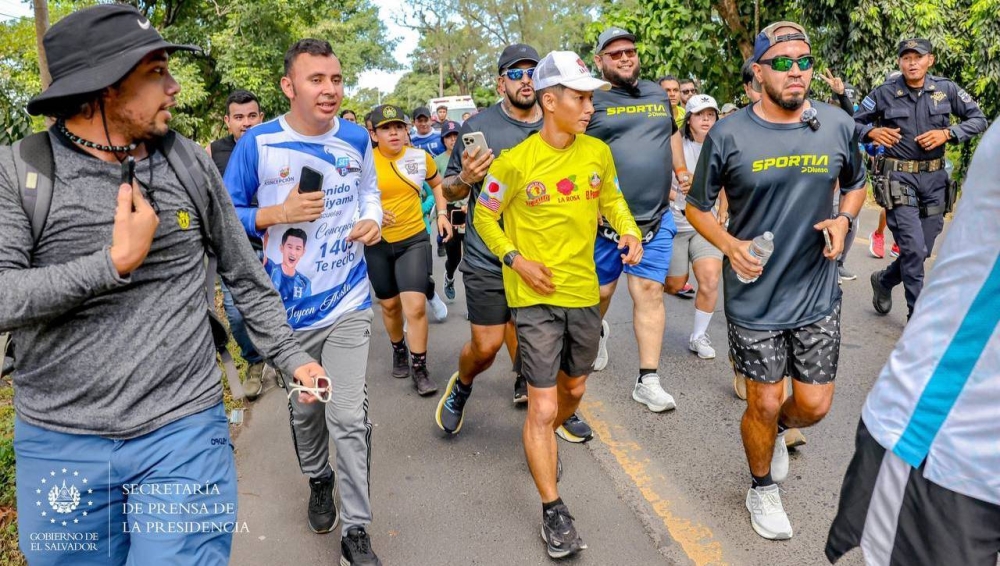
[462,132,490,158]
[120,156,135,186]
[822,227,833,252]
[299,166,324,193]
[449,208,467,226]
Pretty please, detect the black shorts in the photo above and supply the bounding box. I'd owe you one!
[826,419,1000,566]
[511,305,601,388]
[727,301,841,384]
[364,231,432,300]
[462,269,510,326]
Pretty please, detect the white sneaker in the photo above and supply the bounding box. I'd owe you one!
[427,293,448,322]
[689,334,716,359]
[746,485,793,540]
[771,431,789,482]
[592,319,610,371]
[631,374,676,412]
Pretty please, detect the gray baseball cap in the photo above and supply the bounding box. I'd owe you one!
[596,27,637,53]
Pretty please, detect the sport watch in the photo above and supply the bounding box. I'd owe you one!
[503,250,521,268]
[836,212,855,233]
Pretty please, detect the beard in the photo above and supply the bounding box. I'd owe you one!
[762,79,806,111]
[604,63,640,88]
[505,83,536,110]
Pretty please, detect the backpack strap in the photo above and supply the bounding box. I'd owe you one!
[11,132,55,245]
[161,131,245,401]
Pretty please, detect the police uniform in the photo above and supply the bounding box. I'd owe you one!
[853,38,988,317]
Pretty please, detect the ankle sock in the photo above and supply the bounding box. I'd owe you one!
[777,421,788,435]
[391,339,407,352]
[411,351,427,369]
[454,378,472,394]
[751,472,774,488]
[638,368,657,384]
[542,497,563,513]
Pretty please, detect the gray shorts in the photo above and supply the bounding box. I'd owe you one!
[511,304,601,387]
[667,230,723,278]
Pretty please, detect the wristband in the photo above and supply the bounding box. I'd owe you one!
[437,210,448,217]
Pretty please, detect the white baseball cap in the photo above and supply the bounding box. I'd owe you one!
[685,94,719,115]
[532,51,611,92]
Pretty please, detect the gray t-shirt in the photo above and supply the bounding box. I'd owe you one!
[445,103,542,275]
[0,130,312,438]
[687,102,867,330]
[588,80,679,223]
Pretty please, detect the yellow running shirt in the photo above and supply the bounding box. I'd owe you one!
[474,133,640,308]
[374,146,438,243]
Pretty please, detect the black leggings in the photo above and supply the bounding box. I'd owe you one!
[445,232,465,279]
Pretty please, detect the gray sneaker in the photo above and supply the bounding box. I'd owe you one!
[244,362,265,401]
[689,334,716,359]
[541,503,586,559]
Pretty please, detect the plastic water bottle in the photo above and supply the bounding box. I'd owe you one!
[672,188,687,212]
[737,232,774,284]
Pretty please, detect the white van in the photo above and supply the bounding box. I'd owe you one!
[427,95,477,123]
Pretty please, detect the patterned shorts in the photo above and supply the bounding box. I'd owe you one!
[727,302,841,384]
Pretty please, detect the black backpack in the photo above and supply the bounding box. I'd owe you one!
[1,131,245,399]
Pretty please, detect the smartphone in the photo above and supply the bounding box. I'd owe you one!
[120,156,135,186]
[822,227,833,252]
[299,166,324,193]
[462,132,490,157]
[449,208,467,226]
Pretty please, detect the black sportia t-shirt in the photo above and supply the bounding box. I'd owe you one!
[687,101,866,330]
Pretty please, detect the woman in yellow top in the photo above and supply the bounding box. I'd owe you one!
[366,104,452,396]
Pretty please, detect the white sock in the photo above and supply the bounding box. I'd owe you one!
[691,309,713,340]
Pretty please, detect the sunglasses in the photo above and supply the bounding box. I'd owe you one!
[602,48,637,61]
[287,375,332,403]
[758,55,815,72]
[502,67,535,81]
[680,88,698,95]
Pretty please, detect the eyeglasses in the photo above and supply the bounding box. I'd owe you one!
[758,55,815,72]
[502,67,535,81]
[602,48,637,61]
[681,88,698,95]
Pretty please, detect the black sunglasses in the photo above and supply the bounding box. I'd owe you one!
[502,67,535,81]
[758,55,815,72]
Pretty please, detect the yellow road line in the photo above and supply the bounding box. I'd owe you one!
[578,400,728,566]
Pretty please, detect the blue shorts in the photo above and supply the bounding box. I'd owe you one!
[15,403,238,566]
[594,220,676,286]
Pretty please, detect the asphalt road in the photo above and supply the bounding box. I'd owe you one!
[231,206,922,565]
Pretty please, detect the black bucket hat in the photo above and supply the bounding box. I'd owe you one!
[27,4,201,116]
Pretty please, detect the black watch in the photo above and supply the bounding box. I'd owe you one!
[836,212,855,233]
[503,250,521,268]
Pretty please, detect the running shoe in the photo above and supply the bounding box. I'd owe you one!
[746,485,793,540]
[632,374,676,412]
[733,373,747,400]
[412,364,437,396]
[556,413,593,443]
[871,270,892,314]
[391,345,410,378]
[592,319,610,371]
[437,245,446,257]
[868,231,885,258]
[676,283,696,299]
[435,372,469,434]
[772,431,789,482]
[244,362,265,401]
[513,373,528,405]
[427,293,448,322]
[444,275,456,302]
[307,472,338,534]
[541,503,587,559]
[889,243,900,258]
[783,428,807,449]
[689,334,716,359]
[340,526,381,565]
[837,266,857,281]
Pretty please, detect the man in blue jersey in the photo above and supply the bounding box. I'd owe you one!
[224,39,384,566]
[411,106,445,156]
[827,121,1000,566]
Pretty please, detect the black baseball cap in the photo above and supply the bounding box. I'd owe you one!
[497,43,540,74]
[370,105,407,128]
[440,120,460,136]
[898,38,932,56]
[412,106,431,119]
[27,4,201,116]
[596,27,637,53]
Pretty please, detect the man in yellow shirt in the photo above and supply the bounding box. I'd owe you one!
[474,50,642,559]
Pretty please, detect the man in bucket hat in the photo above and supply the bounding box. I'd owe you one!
[0,4,323,564]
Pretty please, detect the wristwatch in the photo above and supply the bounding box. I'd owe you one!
[836,212,855,233]
[503,250,521,268]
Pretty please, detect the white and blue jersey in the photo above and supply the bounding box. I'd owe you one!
[410,130,444,156]
[862,122,1000,506]
[224,115,382,331]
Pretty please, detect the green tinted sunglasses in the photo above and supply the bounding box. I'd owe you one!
[758,55,815,72]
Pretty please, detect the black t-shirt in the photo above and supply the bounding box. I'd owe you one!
[588,80,678,223]
[209,135,236,177]
[687,101,866,330]
[445,103,542,275]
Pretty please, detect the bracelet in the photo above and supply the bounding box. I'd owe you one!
[457,173,472,187]
[437,210,448,217]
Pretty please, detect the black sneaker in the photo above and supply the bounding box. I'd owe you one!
[556,413,593,443]
[307,473,338,534]
[871,270,892,314]
[513,373,528,405]
[340,526,381,566]
[444,276,456,302]
[412,365,438,396]
[437,245,446,257]
[391,345,410,378]
[541,503,586,559]
[435,372,469,434]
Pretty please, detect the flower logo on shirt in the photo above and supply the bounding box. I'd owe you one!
[556,176,577,196]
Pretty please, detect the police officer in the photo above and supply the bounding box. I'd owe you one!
[854,38,987,319]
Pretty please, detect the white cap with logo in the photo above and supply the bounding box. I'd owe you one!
[685,94,719,115]
[532,51,611,92]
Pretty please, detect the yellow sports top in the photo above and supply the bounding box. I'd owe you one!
[374,146,437,242]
